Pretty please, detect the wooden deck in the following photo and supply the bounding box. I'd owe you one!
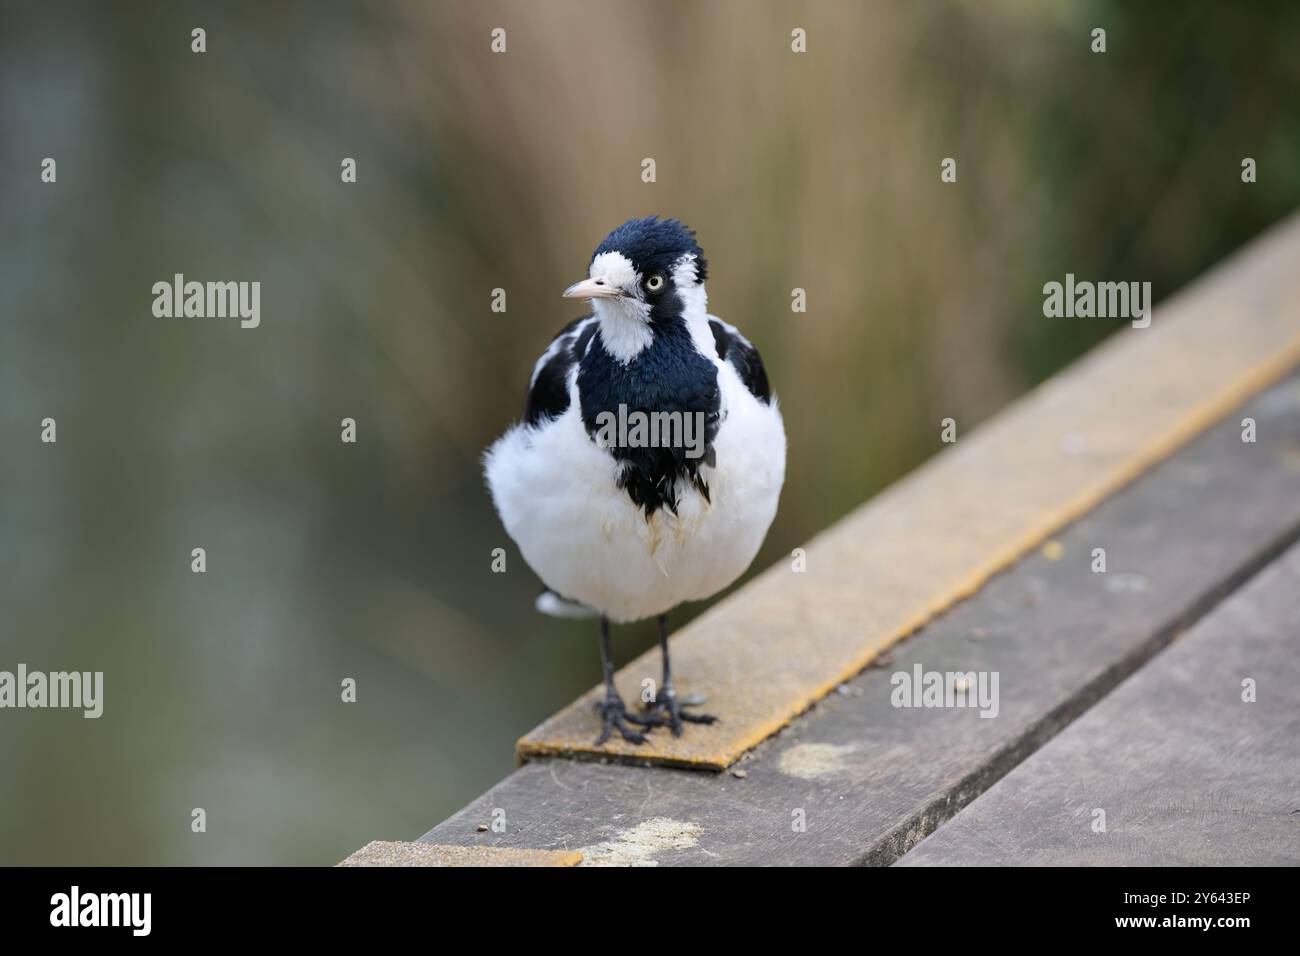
[341,214,1300,867]
[899,537,1300,867]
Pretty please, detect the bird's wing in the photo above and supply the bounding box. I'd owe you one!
[524,314,599,425]
[707,316,772,404]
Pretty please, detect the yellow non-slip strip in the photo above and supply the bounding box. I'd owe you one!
[338,841,582,867]
[518,212,1300,771]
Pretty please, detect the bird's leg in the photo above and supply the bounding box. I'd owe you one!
[593,616,652,746]
[640,613,718,736]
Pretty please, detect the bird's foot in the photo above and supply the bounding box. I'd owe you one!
[639,688,718,737]
[593,696,654,746]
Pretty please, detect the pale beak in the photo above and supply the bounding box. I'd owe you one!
[562,277,622,300]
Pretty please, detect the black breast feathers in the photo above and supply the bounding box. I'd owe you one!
[578,323,720,517]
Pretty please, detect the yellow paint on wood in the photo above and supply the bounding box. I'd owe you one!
[518,213,1300,771]
[337,840,582,867]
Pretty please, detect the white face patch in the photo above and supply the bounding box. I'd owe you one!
[589,251,639,295]
[594,297,653,362]
[589,251,652,362]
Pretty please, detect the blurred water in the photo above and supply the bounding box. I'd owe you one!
[1,0,1297,864]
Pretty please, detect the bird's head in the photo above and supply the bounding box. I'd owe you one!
[563,217,708,357]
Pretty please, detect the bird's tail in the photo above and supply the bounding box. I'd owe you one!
[535,589,599,619]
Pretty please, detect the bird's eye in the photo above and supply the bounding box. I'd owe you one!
[645,274,665,292]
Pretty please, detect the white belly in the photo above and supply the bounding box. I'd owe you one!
[485,365,786,623]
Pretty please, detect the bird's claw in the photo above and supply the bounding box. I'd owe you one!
[593,697,651,746]
[639,688,718,737]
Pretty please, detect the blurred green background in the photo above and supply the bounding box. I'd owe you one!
[1,0,1297,864]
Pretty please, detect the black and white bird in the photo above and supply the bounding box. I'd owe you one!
[485,217,786,745]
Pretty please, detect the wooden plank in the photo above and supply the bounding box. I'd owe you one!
[337,841,581,867]
[414,371,1300,864]
[518,213,1300,769]
[897,543,1300,867]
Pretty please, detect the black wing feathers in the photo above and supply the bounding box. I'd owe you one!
[709,319,771,404]
[523,315,595,426]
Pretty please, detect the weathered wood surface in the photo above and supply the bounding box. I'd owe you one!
[412,372,1300,865]
[338,841,581,867]
[897,540,1300,867]
[518,212,1300,770]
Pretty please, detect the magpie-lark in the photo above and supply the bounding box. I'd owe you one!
[485,217,786,744]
